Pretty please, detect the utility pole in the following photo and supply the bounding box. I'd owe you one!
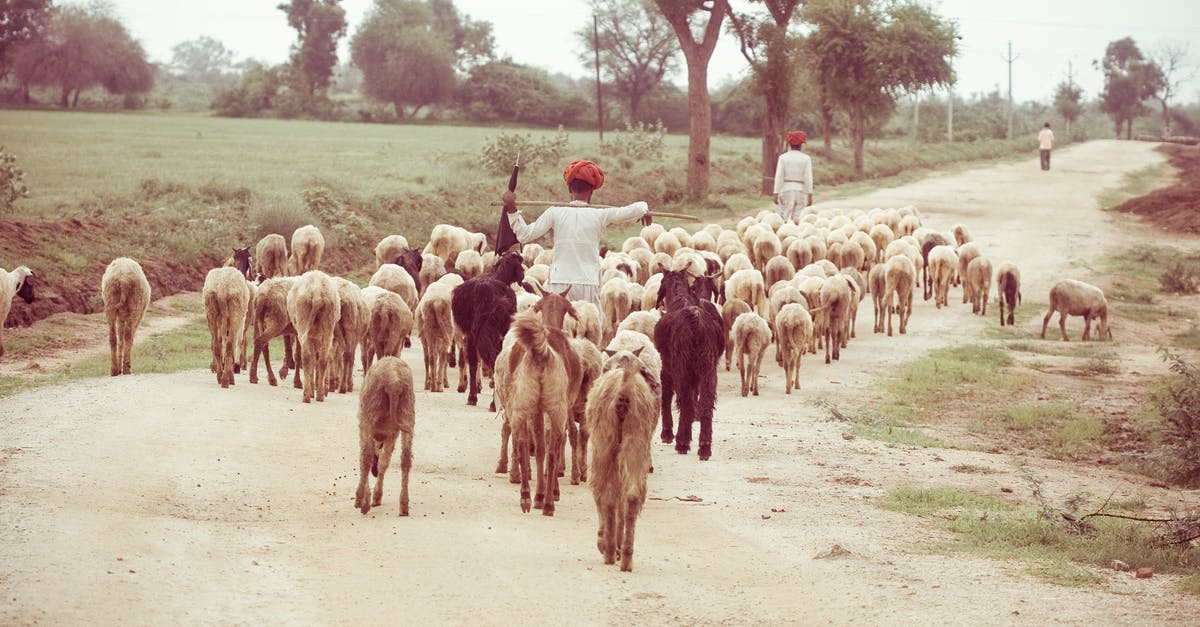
[593,14,604,142]
[1066,60,1073,137]
[947,84,953,142]
[1004,41,1018,140]
[913,92,920,141]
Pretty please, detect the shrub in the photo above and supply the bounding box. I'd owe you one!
[250,203,318,241]
[1160,261,1200,294]
[601,121,668,162]
[301,187,369,246]
[0,146,29,211]
[1152,349,1200,487]
[480,127,570,175]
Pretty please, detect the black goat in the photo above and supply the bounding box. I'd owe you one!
[392,249,424,294]
[451,251,525,408]
[652,270,724,460]
[232,247,252,280]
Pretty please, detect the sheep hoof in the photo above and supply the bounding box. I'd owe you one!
[542,506,555,517]
[249,376,258,384]
[399,504,409,517]
[467,397,478,406]
[496,461,507,474]
[488,401,496,412]
[520,497,531,513]
[698,444,712,461]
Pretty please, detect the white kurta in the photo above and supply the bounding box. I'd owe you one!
[508,200,648,286]
[773,149,813,195]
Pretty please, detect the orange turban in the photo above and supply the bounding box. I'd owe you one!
[563,159,605,190]
[786,130,807,145]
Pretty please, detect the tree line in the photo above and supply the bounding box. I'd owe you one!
[0,1,1194,201]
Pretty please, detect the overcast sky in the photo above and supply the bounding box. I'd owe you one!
[109,0,1200,105]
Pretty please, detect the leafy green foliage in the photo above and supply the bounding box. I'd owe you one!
[480,128,571,176]
[278,0,347,97]
[1098,37,1164,139]
[580,0,679,123]
[351,3,456,118]
[1152,350,1200,487]
[457,60,587,126]
[0,146,29,211]
[302,187,369,246]
[602,121,668,162]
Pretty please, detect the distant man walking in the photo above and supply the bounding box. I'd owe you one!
[1038,122,1054,171]
[773,130,813,223]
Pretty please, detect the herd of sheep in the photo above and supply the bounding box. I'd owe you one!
[1,203,1118,573]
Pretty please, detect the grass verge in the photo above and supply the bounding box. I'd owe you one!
[875,345,1023,423]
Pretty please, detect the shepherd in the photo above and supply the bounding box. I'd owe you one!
[773,130,814,223]
[501,159,652,306]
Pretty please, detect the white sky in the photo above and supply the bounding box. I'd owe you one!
[109,0,1200,105]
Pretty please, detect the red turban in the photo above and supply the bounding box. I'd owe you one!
[563,159,605,190]
[786,130,807,145]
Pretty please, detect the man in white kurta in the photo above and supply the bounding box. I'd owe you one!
[773,130,814,223]
[502,159,650,305]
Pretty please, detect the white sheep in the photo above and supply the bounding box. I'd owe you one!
[255,233,288,279]
[354,356,416,516]
[288,225,325,274]
[369,263,419,315]
[330,277,368,394]
[884,254,916,336]
[599,277,633,346]
[1041,279,1112,341]
[0,265,35,359]
[605,329,662,374]
[203,267,250,388]
[965,256,993,316]
[868,263,887,334]
[725,268,768,318]
[454,249,485,280]
[564,299,604,347]
[414,281,456,392]
[362,288,413,372]
[996,262,1022,326]
[418,253,446,298]
[617,309,661,339]
[926,245,958,309]
[100,258,150,376]
[732,312,771,396]
[774,303,813,394]
[957,242,981,300]
[374,234,411,269]
[424,224,487,264]
[287,269,342,403]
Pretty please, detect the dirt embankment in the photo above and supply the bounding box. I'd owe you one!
[1115,143,1200,234]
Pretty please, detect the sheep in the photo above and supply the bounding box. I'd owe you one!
[1041,279,1112,341]
[620,237,649,254]
[202,267,250,388]
[369,263,419,314]
[374,234,410,269]
[819,274,856,364]
[418,254,446,298]
[354,356,416,516]
[884,254,916,337]
[525,263,550,289]
[920,232,950,299]
[965,256,994,316]
[414,280,456,392]
[599,277,633,346]
[668,227,693,249]
[564,299,604,347]
[774,303,813,394]
[725,268,768,318]
[640,223,666,248]
[763,255,795,290]
[690,230,717,252]
[424,224,487,265]
[731,312,770,397]
[840,268,865,339]
[653,269,725,460]
[996,262,1022,326]
[627,247,654,284]
[587,349,659,572]
[100,258,150,376]
[653,230,682,256]
[606,329,662,374]
[288,225,324,274]
[454,249,485,281]
[927,245,959,309]
[249,277,296,386]
[617,309,661,339]
[506,308,581,515]
[951,223,973,247]
[850,231,876,271]
[722,252,754,281]
[869,223,894,264]
[287,270,342,403]
[254,234,288,279]
[957,242,982,303]
[451,251,525,407]
[840,239,866,274]
[567,335,603,486]
[751,229,783,272]
[767,286,804,361]
[236,281,257,375]
[362,288,412,373]
[391,248,424,298]
[330,277,367,394]
[868,263,887,334]
[0,265,35,358]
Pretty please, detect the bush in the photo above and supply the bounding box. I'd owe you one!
[480,127,570,175]
[250,203,318,242]
[601,121,668,162]
[1153,349,1200,487]
[1160,261,1200,294]
[301,188,370,246]
[0,146,29,212]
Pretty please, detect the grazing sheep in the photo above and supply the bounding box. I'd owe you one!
[774,303,813,394]
[289,225,325,274]
[654,270,724,460]
[249,277,296,386]
[287,270,342,403]
[330,277,367,394]
[587,349,659,572]
[819,274,855,363]
[506,308,581,515]
[255,234,288,279]
[451,252,525,407]
[884,254,916,337]
[100,258,151,376]
[996,262,1022,326]
[732,312,770,397]
[203,267,250,388]
[927,245,958,309]
[374,235,411,269]
[414,281,456,392]
[965,256,994,315]
[0,265,35,358]
[354,356,416,516]
[1041,279,1112,341]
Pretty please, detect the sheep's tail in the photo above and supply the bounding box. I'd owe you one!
[513,311,550,361]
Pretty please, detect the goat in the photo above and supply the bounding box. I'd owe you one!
[451,251,525,408]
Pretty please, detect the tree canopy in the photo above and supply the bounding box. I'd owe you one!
[1097,37,1163,139]
[278,0,347,98]
[170,36,236,86]
[458,60,587,126]
[577,0,678,125]
[0,0,52,78]
[351,0,458,118]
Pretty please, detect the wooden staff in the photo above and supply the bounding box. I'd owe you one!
[489,200,702,222]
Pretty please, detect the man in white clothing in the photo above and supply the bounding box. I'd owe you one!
[1038,122,1054,171]
[773,130,813,223]
[501,159,651,305]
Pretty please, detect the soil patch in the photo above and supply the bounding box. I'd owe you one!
[1115,144,1200,234]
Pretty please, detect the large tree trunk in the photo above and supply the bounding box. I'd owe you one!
[760,88,788,195]
[1160,99,1171,136]
[1125,118,1133,140]
[850,100,865,174]
[60,87,70,108]
[821,100,833,151]
[72,89,80,108]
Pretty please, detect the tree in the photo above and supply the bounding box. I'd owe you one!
[1097,37,1163,139]
[805,0,956,173]
[278,0,347,97]
[457,60,587,126]
[577,0,678,125]
[0,0,52,79]
[725,0,803,194]
[1053,81,1083,138]
[11,3,154,108]
[653,0,729,202]
[428,0,494,73]
[212,61,284,117]
[351,1,456,119]
[170,36,235,85]
[1149,40,1196,136]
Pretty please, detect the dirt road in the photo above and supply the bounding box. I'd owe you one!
[2,140,1198,625]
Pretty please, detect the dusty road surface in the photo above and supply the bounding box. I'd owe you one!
[2,140,1199,625]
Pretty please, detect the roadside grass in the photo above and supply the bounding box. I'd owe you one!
[814,399,946,448]
[875,344,1023,424]
[1175,325,1200,350]
[950,463,1001,474]
[982,402,1106,461]
[877,486,1200,588]
[981,300,1047,341]
[1097,163,1173,210]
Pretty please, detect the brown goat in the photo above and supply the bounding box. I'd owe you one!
[249,277,296,386]
[355,356,416,516]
